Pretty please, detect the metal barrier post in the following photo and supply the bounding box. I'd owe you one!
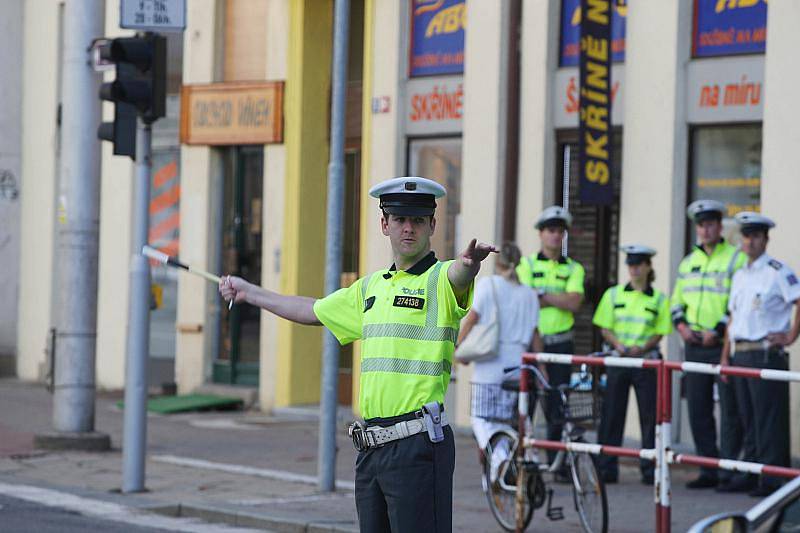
[655,361,664,532]
[516,364,532,533]
[660,363,672,533]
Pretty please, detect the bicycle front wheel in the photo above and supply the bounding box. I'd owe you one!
[483,430,533,532]
[569,451,608,533]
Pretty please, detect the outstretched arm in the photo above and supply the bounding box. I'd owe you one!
[219,276,321,326]
[448,239,498,303]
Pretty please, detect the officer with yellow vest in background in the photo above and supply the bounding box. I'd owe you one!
[517,206,585,468]
[593,245,671,485]
[671,199,746,490]
[219,176,496,532]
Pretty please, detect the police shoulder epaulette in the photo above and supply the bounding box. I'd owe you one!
[768,259,783,270]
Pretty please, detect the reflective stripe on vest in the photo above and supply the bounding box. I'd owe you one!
[672,242,744,330]
[360,263,458,344]
[610,286,664,346]
[361,357,452,377]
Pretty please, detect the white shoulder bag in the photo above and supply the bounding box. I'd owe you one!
[455,277,501,363]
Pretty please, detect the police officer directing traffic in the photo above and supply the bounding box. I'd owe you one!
[671,199,746,490]
[721,212,800,497]
[593,245,671,485]
[516,206,585,468]
[219,176,496,532]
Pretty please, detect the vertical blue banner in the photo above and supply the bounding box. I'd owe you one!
[561,0,626,67]
[579,0,614,206]
[409,0,466,77]
[694,0,767,57]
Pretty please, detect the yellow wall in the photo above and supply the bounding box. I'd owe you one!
[274,0,333,406]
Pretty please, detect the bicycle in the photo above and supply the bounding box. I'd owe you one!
[470,359,608,532]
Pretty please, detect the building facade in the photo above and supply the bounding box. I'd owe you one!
[13,0,800,453]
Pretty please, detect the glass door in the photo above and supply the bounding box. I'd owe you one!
[214,146,263,386]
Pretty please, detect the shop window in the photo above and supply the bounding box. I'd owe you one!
[407,137,462,259]
[689,125,761,245]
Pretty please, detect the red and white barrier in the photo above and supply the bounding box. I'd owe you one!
[517,353,800,533]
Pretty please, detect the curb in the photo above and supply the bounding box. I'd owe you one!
[148,502,359,533]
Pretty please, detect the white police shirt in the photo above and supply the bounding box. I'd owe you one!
[728,253,800,341]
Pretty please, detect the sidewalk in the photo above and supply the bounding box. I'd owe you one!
[0,378,754,532]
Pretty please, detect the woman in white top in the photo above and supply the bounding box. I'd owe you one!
[457,242,540,450]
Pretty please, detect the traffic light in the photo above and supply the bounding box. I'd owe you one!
[98,34,167,157]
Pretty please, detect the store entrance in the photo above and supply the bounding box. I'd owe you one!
[556,132,622,354]
[213,145,263,386]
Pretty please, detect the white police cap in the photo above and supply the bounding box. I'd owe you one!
[535,205,573,230]
[734,211,775,232]
[368,176,446,216]
[621,244,656,265]
[687,199,726,222]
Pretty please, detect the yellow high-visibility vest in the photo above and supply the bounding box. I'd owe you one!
[313,252,472,419]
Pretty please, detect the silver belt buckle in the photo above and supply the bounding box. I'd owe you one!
[348,420,371,452]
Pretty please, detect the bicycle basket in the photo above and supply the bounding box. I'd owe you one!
[564,389,601,425]
[470,383,518,424]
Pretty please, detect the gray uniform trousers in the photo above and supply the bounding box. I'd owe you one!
[354,418,455,533]
[732,348,790,491]
[684,344,743,482]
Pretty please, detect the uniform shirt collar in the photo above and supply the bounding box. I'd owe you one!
[387,251,438,276]
[694,238,726,256]
[537,251,568,264]
[746,252,770,271]
[624,282,654,297]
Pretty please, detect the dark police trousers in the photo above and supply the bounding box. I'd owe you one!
[354,413,455,533]
[542,339,574,463]
[684,344,742,482]
[732,348,790,491]
[597,366,656,479]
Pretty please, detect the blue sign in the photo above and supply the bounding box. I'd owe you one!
[694,0,767,57]
[410,0,465,77]
[560,0,626,67]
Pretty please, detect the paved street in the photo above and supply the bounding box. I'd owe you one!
[0,378,757,531]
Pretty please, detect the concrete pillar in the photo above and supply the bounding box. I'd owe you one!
[96,2,136,390]
[0,0,23,368]
[516,0,559,255]
[454,1,511,428]
[17,1,62,381]
[174,1,222,394]
[761,0,800,456]
[274,0,332,406]
[619,0,692,439]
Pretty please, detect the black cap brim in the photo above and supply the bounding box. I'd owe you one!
[382,205,435,216]
[380,193,436,217]
[741,224,770,236]
[625,254,650,265]
[536,219,568,230]
[694,211,723,223]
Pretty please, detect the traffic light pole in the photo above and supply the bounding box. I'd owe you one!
[319,0,350,492]
[122,118,152,493]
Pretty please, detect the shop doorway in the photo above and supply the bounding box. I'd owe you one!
[213,145,263,386]
[556,132,623,354]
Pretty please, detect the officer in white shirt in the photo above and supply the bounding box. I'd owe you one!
[722,212,800,497]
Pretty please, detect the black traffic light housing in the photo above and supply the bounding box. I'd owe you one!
[98,33,167,158]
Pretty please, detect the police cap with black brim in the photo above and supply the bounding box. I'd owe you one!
[621,244,657,265]
[369,176,446,216]
[535,205,573,230]
[734,211,775,235]
[687,199,726,223]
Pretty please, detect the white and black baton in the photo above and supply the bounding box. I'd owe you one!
[142,245,234,309]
